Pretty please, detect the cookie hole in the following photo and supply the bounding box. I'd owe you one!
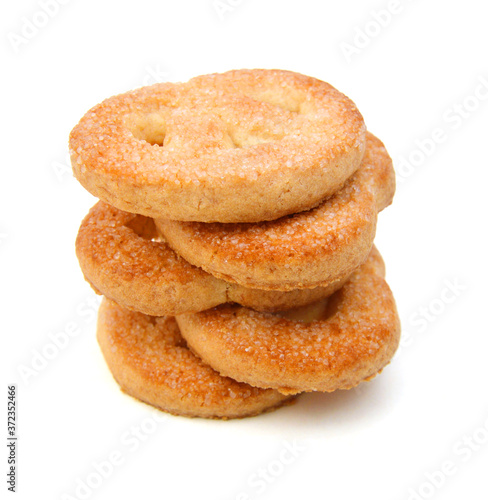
[224,94,300,148]
[163,325,190,349]
[275,298,330,323]
[125,216,158,240]
[174,333,188,349]
[223,132,237,149]
[126,112,167,146]
[227,126,285,148]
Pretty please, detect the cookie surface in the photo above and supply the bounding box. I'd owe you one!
[70,69,366,222]
[176,247,401,395]
[76,202,349,316]
[97,299,292,419]
[156,132,395,290]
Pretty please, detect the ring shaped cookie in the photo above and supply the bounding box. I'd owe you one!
[97,299,292,419]
[69,69,366,223]
[156,132,395,291]
[76,202,348,316]
[176,247,401,395]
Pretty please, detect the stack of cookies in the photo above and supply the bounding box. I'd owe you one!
[70,69,401,419]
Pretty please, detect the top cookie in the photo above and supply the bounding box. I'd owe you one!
[70,69,366,222]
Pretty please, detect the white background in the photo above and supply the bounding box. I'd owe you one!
[2,1,488,499]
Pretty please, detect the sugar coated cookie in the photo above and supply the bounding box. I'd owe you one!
[176,247,401,395]
[76,202,350,315]
[97,299,293,419]
[70,69,366,222]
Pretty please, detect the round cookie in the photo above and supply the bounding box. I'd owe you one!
[156,132,395,291]
[69,69,366,223]
[176,247,401,395]
[97,299,293,419]
[76,202,349,316]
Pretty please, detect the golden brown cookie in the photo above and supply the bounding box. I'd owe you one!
[76,202,349,316]
[176,247,401,395]
[156,132,395,291]
[69,69,366,223]
[97,299,293,419]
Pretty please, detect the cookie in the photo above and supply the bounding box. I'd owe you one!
[70,69,366,222]
[76,202,350,316]
[97,299,293,419]
[176,247,401,395]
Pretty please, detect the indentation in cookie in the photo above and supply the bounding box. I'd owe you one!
[124,215,158,240]
[274,298,330,323]
[126,111,168,146]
